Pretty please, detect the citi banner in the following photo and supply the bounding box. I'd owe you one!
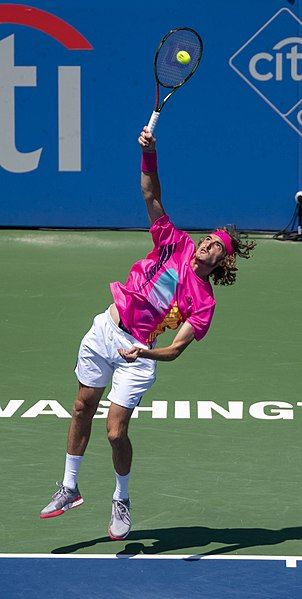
[0,4,92,173]
[0,1,297,230]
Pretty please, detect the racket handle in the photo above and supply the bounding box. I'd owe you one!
[147,111,160,133]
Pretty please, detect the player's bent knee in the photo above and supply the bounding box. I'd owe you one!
[72,394,99,420]
[107,429,128,447]
[72,404,93,421]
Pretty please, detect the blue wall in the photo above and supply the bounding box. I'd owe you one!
[0,0,299,229]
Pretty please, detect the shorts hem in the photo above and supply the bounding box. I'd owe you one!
[108,395,141,410]
[75,373,108,389]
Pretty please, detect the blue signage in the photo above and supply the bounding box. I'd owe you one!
[0,1,298,230]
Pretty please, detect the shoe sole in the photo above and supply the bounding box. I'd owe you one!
[40,497,84,519]
[107,525,131,541]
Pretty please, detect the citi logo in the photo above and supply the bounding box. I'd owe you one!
[0,4,92,173]
[249,37,302,82]
[229,8,302,137]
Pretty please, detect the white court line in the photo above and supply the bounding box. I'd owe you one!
[0,554,300,567]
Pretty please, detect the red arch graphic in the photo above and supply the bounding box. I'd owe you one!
[0,4,93,50]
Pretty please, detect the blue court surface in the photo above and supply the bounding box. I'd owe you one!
[1,555,302,599]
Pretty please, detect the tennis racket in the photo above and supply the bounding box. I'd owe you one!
[147,27,203,133]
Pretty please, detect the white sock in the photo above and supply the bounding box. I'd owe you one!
[113,471,130,501]
[62,453,83,490]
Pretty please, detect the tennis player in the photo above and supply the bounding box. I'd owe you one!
[40,127,256,539]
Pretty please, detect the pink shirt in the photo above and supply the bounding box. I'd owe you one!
[110,215,216,345]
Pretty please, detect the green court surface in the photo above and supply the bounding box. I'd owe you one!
[1,230,302,557]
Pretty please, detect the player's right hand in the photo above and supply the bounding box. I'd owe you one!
[118,346,142,362]
[138,126,156,152]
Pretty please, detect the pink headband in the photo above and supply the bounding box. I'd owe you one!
[212,230,234,255]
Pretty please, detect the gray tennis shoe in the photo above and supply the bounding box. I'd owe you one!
[40,481,84,519]
[108,499,131,540]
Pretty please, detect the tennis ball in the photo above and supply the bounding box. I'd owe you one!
[176,50,191,65]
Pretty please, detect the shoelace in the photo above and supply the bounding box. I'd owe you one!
[52,481,72,500]
[113,500,131,524]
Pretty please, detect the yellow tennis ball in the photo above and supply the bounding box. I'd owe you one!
[176,50,191,65]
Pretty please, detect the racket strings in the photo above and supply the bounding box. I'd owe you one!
[155,29,202,88]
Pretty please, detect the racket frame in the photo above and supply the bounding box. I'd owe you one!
[147,26,203,132]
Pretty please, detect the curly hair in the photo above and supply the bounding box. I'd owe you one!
[198,227,257,286]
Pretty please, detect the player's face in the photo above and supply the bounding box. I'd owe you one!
[195,234,226,267]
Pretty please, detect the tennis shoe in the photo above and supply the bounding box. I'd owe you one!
[40,481,83,519]
[108,499,131,540]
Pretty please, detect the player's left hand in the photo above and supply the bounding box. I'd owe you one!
[118,346,141,362]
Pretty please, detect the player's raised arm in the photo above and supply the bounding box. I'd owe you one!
[138,126,165,225]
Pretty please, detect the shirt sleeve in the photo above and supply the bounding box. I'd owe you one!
[150,214,187,248]
[187,301,216,341]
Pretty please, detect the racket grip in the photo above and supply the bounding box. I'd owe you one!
[147,111,160,133]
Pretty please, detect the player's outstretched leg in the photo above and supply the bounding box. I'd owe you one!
[107,402,133,540]
[40,384,105,519]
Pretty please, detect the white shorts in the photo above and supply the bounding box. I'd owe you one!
[74,308,157,409]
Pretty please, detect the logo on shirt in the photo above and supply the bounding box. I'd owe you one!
[142,243,177,288]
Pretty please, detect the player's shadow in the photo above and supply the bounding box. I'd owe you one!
[51,525,302,556]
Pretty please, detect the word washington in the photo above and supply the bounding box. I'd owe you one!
[1,400,302,420]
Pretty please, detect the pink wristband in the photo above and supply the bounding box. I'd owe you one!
[141,151,157,173]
